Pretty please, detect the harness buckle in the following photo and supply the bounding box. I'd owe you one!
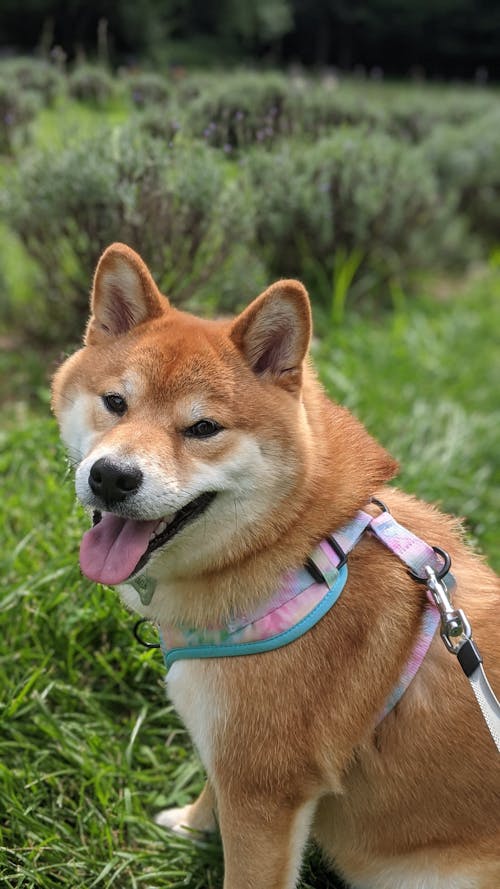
[325,535,348,570]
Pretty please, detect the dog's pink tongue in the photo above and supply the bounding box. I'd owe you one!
[80,514,158,585]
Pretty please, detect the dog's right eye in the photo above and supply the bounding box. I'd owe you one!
[102,393,127,415]
[184,419,223,438]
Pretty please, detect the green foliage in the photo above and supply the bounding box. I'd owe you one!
[135,105,182,142]
[184,71,292,150]
[181,74,498,153]
[0,57,64,107]
[422,109,500,241]
[330,247,364,326]
[314,268,500,561]
[0,77,40,154]
[285,81,387,140]
[67,64,116,106]
[1,130,264,343]
[124,70,172,107]
[384,89,498,142]
[245,128,468,306]
[221,0,293,44]
[2,67,500,343]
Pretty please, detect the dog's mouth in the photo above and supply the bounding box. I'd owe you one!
[79,492,216,586]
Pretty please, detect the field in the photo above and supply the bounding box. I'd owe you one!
[0,63,499,888]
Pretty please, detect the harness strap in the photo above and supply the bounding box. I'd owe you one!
[330,504,499,750]
[330,505,443,723]
[335,505,455,587]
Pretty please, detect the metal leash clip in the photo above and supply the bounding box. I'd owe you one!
[424,565,470,653]
[425,564,500,753]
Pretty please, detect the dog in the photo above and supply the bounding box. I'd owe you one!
[52,243,500,889]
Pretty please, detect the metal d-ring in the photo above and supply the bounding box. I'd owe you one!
[133,618,161,649]
[408,545,451,584]
[370,497,389,514]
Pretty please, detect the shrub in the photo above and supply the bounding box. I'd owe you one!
[421,110,500,241]
[0,57,64,107]
[182,73,386,153]
[287,84,497,145]
[1,130,265,344]
[244,128,467,306]
[181,75,499,153]
[135,105,182,147]
[124,71,171,108]
[0,78,40,154]
[284,84,387,139]
[384,90,498,143]
[135,106,182,143]
[67,65,115,106]
[184,71,292,150]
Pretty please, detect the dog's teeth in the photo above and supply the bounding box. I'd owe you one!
[153,520,168,538]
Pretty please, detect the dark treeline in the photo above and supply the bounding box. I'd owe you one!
[1,0,499,79]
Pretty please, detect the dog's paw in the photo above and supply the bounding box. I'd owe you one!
[155,804,216,843]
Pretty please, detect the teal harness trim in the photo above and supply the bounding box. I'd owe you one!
[154,503,449,723]
[161,563,348,668]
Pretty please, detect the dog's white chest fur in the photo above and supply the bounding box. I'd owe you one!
[166,660,224,774]
[352,863,482,889]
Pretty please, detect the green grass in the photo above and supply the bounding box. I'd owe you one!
[0,268,498,887]
[32,97,131,153]
[315,268,500,565]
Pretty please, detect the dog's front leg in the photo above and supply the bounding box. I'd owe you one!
[217,791,317,889]
[155,779,217,839]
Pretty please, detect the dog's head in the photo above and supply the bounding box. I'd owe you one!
[52,243,318,594]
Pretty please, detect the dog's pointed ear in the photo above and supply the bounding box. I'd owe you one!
[85,243,167,344]
[230,280,312,391]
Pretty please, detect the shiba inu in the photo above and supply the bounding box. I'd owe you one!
[52,243,500,889]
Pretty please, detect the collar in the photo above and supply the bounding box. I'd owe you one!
[155,502,454,721]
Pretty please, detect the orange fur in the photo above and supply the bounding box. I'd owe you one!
[52,244,500,889]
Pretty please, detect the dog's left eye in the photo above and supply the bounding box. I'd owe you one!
[102,393,127,415]
[184,419,223,439]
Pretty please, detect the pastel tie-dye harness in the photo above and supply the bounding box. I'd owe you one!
[154,501,454,722]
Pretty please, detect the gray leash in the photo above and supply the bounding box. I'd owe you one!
[425,567,500,753]
[468,663,500,750]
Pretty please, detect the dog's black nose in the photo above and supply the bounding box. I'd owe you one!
[89,458,143,504]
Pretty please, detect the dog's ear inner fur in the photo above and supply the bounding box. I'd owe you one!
[230,281,312,390]
[85,243,166,344]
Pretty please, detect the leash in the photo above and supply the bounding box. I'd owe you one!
[424,565,500,751]
[133,499,500,751]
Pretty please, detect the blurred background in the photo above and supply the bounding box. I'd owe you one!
[0,4,499,888]
[2,0,500,76]
[1,1,500,348]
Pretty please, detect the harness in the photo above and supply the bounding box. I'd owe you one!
[133,499,500,750]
